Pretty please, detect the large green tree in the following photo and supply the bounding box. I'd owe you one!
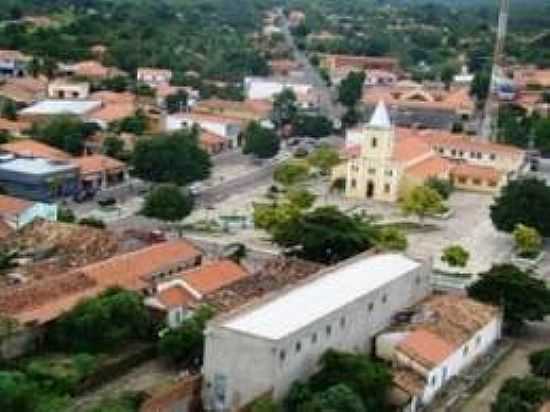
[492,377,549,412]
[242,122,280,159]
[529,349,550,381]
[401,185,445,223]
[338,71,365,108]
[467,264,550,333]
[271,89,298,128]
[271,206,377,264]
[273,161,310,187]
[132,130,211,185]
[142,184,194,222]
[490,178,550,237]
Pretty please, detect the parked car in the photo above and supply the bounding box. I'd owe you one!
[97,196,116,207]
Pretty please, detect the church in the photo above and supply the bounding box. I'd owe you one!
[333,101,526,202]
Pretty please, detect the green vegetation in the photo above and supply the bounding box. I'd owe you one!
[513,224,543,259]
[467,264,550,334]
[142,184,194,222]
[490,178,550,237]
[48,288,154,353]
[492,376,549,412]
[273,160,310,187]
[78,217,106,229]
[158,305,215,364]
[272,89,298,128]
[425,177,454,200]
[307,146,341,175]
[242,121,280,159]
[529,349,550,381]
[132,130,211,185]
[401,185,446,223]
[102,135,126,159]
[285,350,392,412]
[441,245,470,268]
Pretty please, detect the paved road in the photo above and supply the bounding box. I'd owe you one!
[279,15,343,120]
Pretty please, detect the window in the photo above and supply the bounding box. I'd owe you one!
[351,179,357,189]
[415,276,421,285]
[470,152,476,158]
[463,345,469,356]
[442,366,448,382]
[280,350,286,361]
[477,152,482,159]
[476,335,482,346]
[488,180,497,187]
[326,325,332,337]
[384,183,391,194]
[368,168,376,175]
[372,138,378,148]
[473,178,482,185]
[439,147,444,154]
[368,302,374,312]
[459,151,464,157]
[295,341,302,353]
[458,176,467,184]
[382,294,388,304]
[311,333,318,344]
[340,317,346,329]
[431,375,437,386]
[490,153,496,161]
[385,169,393,177]
[451,149,457,156]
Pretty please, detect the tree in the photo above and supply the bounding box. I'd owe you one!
[251,399,280,412]
[470,70,490,102]
[29,116,99,156]
[99,76,129,93]
[513,224,543,259]
[165,90,189,114]
[441,245,470,268]
[271,206,376,264]
[242,122,280,159]
[112,109,148,135]
[492,377,549,412]
[253,202,302,232]
[1,100,17,121]
[158,305,215,364]
[309,351,392,412]
[286,188,316,209]
[490,178,550,237]
[48,288,153,353]
[293,114,332,138]
[308,384,366,412]
[401,185,445,223]
[342,107,360,128]
[307,147,341,175]
[374,227,408,251]
[142,184,194,221]
[440,64,457,89]
[57,207,76,223]
[467,264,550,333]
[102,136,125,159]
[271,89,298,128]
[425,177,454,200]
[338,71,365,108]
[132,130,211,185]
[273,161,310,187]
[529,349,550,381]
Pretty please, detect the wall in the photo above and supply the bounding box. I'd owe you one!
[140,375,202,412]
[203,262,432,411]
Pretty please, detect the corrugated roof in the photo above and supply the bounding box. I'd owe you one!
[222,254,420,340]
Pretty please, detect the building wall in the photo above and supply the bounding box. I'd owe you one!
[202,262,432,411]
[433,145,525,174]
[47,83,90,99]
[419,316,501,405]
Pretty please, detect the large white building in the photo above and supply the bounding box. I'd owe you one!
[202,253,432,411]
[244,76,312,101]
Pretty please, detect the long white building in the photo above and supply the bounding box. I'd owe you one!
[202,253,432,411]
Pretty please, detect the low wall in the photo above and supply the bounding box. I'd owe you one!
[140,374,203,412]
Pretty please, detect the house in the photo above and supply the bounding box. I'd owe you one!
[199,130,231,155]
[47,80,90,100]
[244,76,313,101]
[334,101,525,202]
[269,60,302,77]
[192,98,273,123]
[0,194,57,229]
[164,112,243,148]
[0,139,72,161]
[59,60,124,80]
[320,54,400,84]
[86,91,137,128]
[19,99,102,122]
[146,259,249,328]
[365,70,398,87]
[0,50,30,78]
[0,76,47,105]
[514,67,550,90]
[75,154,129,190]
[202,253,431,411]
[362,83,475,121]
[137,67,173,87]
[376,295,501,411]
[155,84,199,109]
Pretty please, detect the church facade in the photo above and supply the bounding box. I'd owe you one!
[334,102,526,202]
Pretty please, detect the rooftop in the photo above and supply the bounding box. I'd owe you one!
[180,259,249,296]
[20,100,102,116]
[0,194,33,216]
[0,139,72,161]
[75,154,126,175]
[369,101,392,129]
[221,254,420,340]
[0,157,77,175]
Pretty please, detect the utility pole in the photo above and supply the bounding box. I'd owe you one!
[480,0,510,141]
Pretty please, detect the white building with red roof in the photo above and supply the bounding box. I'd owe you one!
[334,101,526,201]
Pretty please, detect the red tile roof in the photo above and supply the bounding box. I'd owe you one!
[180,259,249,296]
[157,285,196,309]
[451,163,503,181]
[0,194,33,216]
[0,139,72,160]
[405,156,453,179]
[392,136,432,163]
[399,329,455,367]
[75,154,126,175]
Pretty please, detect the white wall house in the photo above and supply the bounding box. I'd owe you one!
[375,295,502,411]
[137,67,173,87]
[202,253,432,411]
[164,113,242,148]
[244,76,313,101]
